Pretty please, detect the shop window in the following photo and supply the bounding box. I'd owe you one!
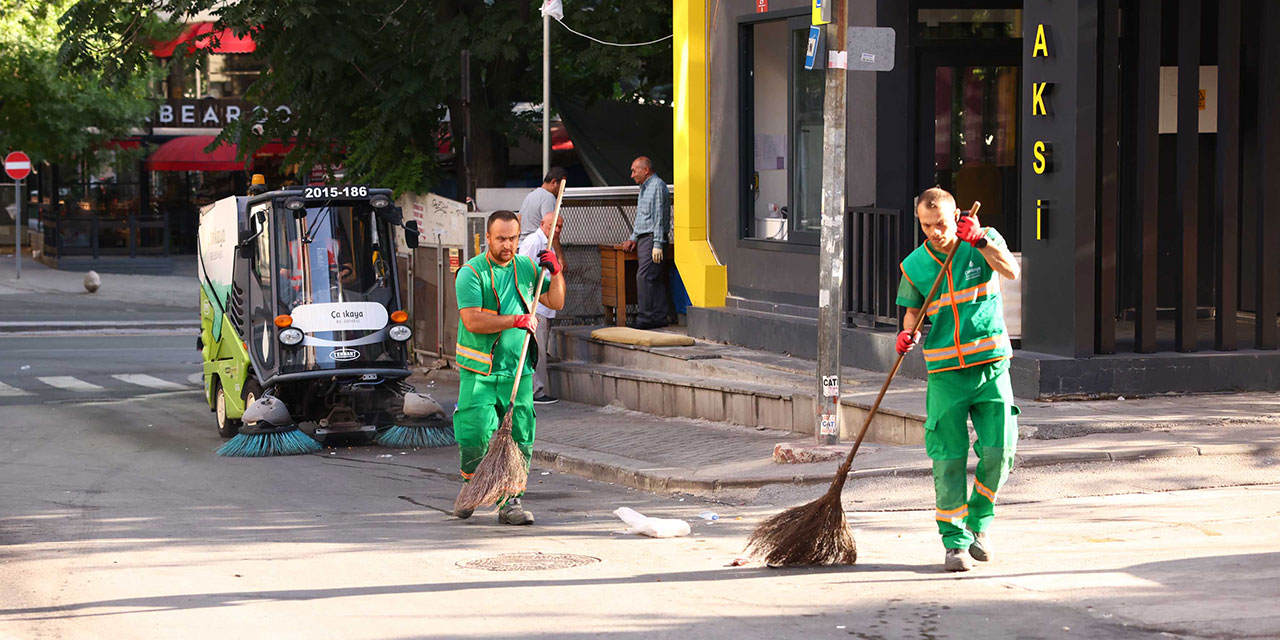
[739,14,824,246]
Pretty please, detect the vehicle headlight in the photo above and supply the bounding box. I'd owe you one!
[388,324,412,342]
[279,327,304,345]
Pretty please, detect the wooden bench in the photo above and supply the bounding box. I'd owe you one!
[599,244,638,326]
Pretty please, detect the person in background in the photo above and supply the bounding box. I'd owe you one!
[619,156,672,330]
[519,167,568,241]
[517,211,566,405]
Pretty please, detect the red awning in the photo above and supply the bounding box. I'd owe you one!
[152,22,256,58]
[145,136,294,172]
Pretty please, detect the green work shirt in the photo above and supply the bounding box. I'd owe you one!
[897,228,1012,373]
[455,253,550,377]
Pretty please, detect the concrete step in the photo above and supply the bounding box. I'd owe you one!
[546,327,928,445]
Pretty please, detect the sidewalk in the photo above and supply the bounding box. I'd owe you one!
[0,253,197,332]
[407,369,1280,494]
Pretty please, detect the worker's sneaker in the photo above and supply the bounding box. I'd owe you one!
[969,531,992,562]
[498,498,535,525]
[944,548,974,572]
[454,507,474,520]
[532,394,559,405]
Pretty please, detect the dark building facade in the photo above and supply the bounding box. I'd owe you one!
[685,0,1280,396]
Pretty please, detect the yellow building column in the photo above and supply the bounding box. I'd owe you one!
[673,0,727,307]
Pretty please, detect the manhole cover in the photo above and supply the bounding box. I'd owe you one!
[459,552,601,572]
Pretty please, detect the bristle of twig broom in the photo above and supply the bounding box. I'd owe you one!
[745,483,857,566]
[745,202,976,567]
[453,410,529,513]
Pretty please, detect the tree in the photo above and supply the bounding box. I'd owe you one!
[0,0,156,167]
[58,0,672,195]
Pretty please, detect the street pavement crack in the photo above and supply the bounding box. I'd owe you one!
[397,495,452,515]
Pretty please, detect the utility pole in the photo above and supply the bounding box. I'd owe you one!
[815,0,848,445]
[542,3,551,177]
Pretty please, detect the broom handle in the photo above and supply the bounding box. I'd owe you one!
[505,178,568,407]
[828,201,979,490]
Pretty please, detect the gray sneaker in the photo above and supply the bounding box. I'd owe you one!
[969,531,991,562]
[454,507,474,520]
[498,497,535,526]
[944,548,974,572]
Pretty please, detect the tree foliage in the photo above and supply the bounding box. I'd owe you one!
[58,0,672,194]
[0,0,156,166]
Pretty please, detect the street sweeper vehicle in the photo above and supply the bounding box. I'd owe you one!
[198,181,451,456]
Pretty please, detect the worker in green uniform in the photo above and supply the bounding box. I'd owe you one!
[896,187,1021,572]
[453,210,565,525]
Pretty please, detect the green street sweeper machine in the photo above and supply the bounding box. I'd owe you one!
[197,183,450,452]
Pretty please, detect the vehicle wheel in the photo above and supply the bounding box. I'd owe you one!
[215,379,241,439]
[241,377,263,426]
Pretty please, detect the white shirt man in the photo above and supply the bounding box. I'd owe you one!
[517,212,565,404]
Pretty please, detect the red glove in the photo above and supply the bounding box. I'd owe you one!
[896,330,921,355]
[956,213,987,247]
[537,249,562,275]
[512,314,538,333]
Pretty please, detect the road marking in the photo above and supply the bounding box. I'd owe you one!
[0,381,32,397]
[36,376,105,392]
[187,372,204,385]
[112,374,190,391]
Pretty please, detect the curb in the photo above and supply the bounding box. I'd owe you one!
[0,321,199,334]
[533,440,1280,494]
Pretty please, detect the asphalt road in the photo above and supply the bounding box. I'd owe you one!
[1,333,1278,639]
[0,334,201,406]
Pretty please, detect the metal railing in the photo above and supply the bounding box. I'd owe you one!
[38,206,170,259]
[845,206,903,328]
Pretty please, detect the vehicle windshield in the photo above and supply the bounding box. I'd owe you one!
[276,203,396,311]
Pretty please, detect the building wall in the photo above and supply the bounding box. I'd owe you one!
[707,0,877,309]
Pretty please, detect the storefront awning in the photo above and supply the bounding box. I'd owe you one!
[145,136,294,172]
[152,22,256,58]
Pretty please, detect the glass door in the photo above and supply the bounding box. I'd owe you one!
[788,15,825,244]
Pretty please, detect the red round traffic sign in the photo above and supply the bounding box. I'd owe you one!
[5,151,31,181]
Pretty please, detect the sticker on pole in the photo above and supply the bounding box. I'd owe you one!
[822,375,840,397]
[4,151,31,181]
[820,414,839,436]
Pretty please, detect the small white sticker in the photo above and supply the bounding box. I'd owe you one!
[819,290,830,307]
[861,52,875,63]
[828,50,848,69]
[822,375,839,397]
[820,414,839,435]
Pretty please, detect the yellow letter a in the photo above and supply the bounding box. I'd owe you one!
[1033,24,1049,57]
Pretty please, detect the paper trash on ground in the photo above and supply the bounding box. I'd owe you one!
[612,507,691,538]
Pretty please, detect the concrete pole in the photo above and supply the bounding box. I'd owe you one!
[816,0,847,445]
[543,9,551,177]
[14,180,21,280]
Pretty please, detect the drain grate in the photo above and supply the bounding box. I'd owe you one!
[459,552,601,572]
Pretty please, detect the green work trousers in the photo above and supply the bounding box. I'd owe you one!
[454,371,536,489]
[924,359,1019,549]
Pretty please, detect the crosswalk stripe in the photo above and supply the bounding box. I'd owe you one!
[36,376,105,392]
[112,374,190,391]
[0,381,32,397]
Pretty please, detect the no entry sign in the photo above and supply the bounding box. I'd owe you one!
[5,151,31,181]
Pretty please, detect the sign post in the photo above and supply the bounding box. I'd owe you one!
[5,151,32,280]
[814,16,896,445]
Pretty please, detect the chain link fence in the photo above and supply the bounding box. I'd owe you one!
[553,186,673,326]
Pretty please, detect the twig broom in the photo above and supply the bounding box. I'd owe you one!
[745,201,979,566]
[453,179,568,514]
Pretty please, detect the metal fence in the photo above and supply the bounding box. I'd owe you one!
[553,185,672,326]
[845,206,903,328]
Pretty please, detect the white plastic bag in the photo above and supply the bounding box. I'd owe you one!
[613,507,691,538]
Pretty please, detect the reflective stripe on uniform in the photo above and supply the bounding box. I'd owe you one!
[927,281,998,316]
[456,343,493,363]
[974,479,997,502]
[936,505,969,522]
[922,335,1009,362]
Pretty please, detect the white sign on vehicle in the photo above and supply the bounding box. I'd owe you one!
[290,302,389,332]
